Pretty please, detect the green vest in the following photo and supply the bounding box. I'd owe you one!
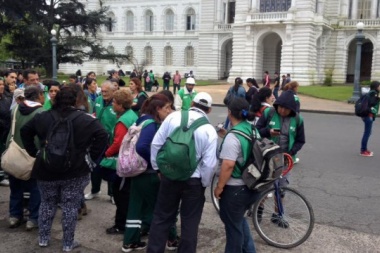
[178,89,197,110]
[43,99,53,110]
[263,107,303,156]
[94,96,117,143]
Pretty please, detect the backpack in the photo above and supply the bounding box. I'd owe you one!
[146,75,151,83]
[355,94,370,117]
[156,110,209,181]
[41,110,82,173]
[230,128,285,192]
[117,119,155,177]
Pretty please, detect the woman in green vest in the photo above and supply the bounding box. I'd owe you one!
[130,77,148,116]
[42,80,60,110]
[103,89,138,236]
[214,97,261,253]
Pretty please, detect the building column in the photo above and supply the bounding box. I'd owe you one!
[216,0,222,22]
[251,0,259,12]
[351,0,358,19]
[225,0,229,24]
[317,0,325,15]
[340,0,350,18]
[371,0,378,18]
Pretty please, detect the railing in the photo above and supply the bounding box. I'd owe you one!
[217,24,232,31]
[249,12,288,21]
[342,19,380,27]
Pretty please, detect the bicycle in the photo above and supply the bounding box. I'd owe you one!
[210,154,314,249]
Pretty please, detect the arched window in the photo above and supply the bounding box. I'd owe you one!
[125,46,133,62]
[260,0,292,12]
[165,9,174,31]
[186,8,196,30]
[107,12,116,32]
[164,46,173,66]
[107,46,115,63]
[126,11,134,31]
[144,46,153,65]
[145,10,154,32]
[185,46,194,66]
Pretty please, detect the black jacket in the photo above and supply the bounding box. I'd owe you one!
[21,108,108,181]
[0,94,12,145]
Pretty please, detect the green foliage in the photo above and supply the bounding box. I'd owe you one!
[360,80,371,86]
[0,0,129,76]
[297,85,353,101]
[323,69,334,86]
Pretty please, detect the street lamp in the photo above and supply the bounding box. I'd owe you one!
[348,22,365,103]
[50,29,57,81]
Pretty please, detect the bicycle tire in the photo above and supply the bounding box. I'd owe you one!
[210,173,220,213]
[252,186,314,249]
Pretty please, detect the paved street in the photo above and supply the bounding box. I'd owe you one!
[1,107,380,252]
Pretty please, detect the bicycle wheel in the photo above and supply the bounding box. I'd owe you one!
[252,187,314,249]
[210,173,220,213]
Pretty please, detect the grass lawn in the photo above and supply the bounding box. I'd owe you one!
[297,85,355,102]
[57,74,222,87]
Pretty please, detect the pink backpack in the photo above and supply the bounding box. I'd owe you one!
[117,119,154,177]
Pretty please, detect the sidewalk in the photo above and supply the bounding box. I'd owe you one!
[193,84,355,115]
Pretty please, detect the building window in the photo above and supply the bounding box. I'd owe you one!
[164,46,173,66]
[107,46,115,63]
[186,8,196,30]
[106,12,116,32]
[125,46,133,62]
[165,9,174,31]
[126,11,134,31]
[260,0,292,12]
[185,46,194,66]
[145,10,154,32]
[358,0,371,19]
[144,46,153,65]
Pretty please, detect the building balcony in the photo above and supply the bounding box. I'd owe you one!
[339,19,380,28]
[247,12,289,23]
[216,23,232,31]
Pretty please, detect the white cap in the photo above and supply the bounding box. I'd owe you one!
[193,92,212,108]
[186,77,196,85]
[13,89,25,99]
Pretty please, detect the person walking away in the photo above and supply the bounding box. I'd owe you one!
[250,87,274,124]
[360,81,380,157]
[130,78,148,116]
[214,97,261,253]
[280,75,287,90]
[283,81,301,113]
[223,77,246,128]
[147,92,218,253]
[273,72,280,99]
[21,86,108,251]
[172,70,181,95]
[84,81,117,202]
[162,71,171,91]
[174,77,197,111]
[105,89,138,235]
[245,78,259,105]
[256,90,305,190]
[263,71,270,88]
[6,86,45,230]
[122,94,173,252]
[146,70,155,92]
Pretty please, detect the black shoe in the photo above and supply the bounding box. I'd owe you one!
[257,206,264,223]
[271,213,289,228]
[122,242,147,252]
[106,226,125,235]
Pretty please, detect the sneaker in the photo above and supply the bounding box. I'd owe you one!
[84,191,101,200]
[257,206,264,223]
[9,217,24,228]
[166,237,180,251]
[0,179,9,186]
[81,203,88,216]
[106,225,125,235]
[360,150,374,157]
[294,157,300,164]
[63,241,81,252]
[121,242,147,252]
[26,220,38,231]
[110,196,115,205]
[271,213,289,228]
[39,241,49,247]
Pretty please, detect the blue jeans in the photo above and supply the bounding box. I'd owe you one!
[9,175,40,222]
[361,116,373,152]
[273,87,279,100]
[219,185,260,253]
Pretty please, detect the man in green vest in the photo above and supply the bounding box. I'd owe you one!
[85,81,118,202]
[174,77,197,110]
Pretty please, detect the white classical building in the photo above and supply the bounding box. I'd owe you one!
[60,0,380,85]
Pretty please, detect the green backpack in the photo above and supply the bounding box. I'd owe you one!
[157,110,209,181]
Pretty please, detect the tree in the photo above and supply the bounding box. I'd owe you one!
[0,0,129,76]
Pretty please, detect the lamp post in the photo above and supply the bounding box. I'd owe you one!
[348,22,365,103]
[50,29,57,81]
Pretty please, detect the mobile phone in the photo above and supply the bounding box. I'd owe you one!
[273,128,280,132]
[215,123,224,132]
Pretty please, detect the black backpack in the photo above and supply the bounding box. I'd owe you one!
[41,110,82,173]
[355,94,370,117]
